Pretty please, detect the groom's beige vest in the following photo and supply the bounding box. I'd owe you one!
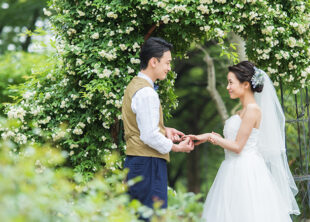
[122,76,170,162]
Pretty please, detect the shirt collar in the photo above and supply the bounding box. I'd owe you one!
[138,72,154,88]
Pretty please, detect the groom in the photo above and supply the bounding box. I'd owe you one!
[122,37,194,214]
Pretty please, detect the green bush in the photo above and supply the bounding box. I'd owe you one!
[0,52,50,115]
[0,117,203,222]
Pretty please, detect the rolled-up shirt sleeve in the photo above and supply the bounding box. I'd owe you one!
[131,87,173,154]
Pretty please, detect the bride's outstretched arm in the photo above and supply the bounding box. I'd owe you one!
[186,133,212,145]
[210,106,260,154]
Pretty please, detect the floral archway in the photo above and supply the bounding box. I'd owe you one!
[4,0,309,177]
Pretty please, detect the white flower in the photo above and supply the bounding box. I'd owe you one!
[111,143,117,149]
[99,50,117,61]
[215,28,224,37]
[267,67,277,74]
[114,68,120,76]
[73,128,83,135]
[1,131,15,140]
[76,58,84,66]
[237,25,244,32]
[130,58,140,64]
[115,100,122,108]
[161,15,170,24]
[290,22,299,28]
[70,144,79,149]
[67,28,76,36]
[102,122,109,129]
[287,75,294,82]
[87,117,91,123]
[275,53,282,60]
[133,42,140,50]
[46,73,56,81]
[15,133,27,144]
[45,92,51,100]
[108,40,113,47]
[157,2,166,8]
[287,37,297,48]
[200,0,213,3]
[43,8,52,16]
[277,27,285,33]
[127,66,135,74]
[38,116,51,125]
[30,106,42,116]
[248,12,258,21]
[77,10,85,17]
[101,68,112,78]
[60,100,66,108]
[77,122,86,128]
[125,27,134,34]
[273,81,279,87]
[107,12,118,19]
[102,135,106,141]
[23,91,35,100]
[7,106,26,122]
[261,53,270,60]
[120,44,127,51]
[197,4,209,14]
[70,94,79,100]
[91,32,99,39]
[262,26,274,35]
[215,0,226,3]
[293,89,299,94]
[52,131,66,141]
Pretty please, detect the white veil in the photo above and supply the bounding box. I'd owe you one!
[254,71,300,215]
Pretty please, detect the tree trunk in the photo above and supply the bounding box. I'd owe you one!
[187,148,201,193]
[198,45,229,124]
[22,8,40,51]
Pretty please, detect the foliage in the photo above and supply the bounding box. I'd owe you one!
[2,0,310,179]
[0,117,204,221]
[0,51,49,115]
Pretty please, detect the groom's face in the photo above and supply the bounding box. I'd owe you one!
[154,50,172,80]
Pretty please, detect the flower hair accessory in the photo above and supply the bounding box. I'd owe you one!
[251,67,265,88]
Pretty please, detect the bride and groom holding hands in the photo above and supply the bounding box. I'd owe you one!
[122,37,300,221]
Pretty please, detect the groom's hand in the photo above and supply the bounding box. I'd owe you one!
[171,137,194,153]
[165,127,185,142]
[186,134,211,145]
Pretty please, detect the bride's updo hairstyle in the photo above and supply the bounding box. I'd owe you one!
[228,61,264,93]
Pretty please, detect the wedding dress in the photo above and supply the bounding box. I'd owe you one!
[201,114,293,222]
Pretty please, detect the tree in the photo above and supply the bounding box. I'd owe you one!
[0,0,47,54]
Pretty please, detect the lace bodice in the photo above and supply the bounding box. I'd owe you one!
[223,115,260,158]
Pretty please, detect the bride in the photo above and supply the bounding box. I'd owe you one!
[188,61,300,222]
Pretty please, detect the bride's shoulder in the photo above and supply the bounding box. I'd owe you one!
[245,103,261,115]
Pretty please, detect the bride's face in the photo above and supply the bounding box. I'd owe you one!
[226,72,246,99]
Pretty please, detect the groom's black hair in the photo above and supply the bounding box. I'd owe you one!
[140,37,173,70]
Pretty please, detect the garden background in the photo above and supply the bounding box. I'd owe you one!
[0,0,309,221]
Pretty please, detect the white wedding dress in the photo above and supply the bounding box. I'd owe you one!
[201,114,292,222]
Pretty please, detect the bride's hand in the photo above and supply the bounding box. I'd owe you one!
[211,131,223,138]
[186,133,211,146]
[208,134,221,145]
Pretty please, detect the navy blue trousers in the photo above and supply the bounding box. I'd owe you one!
[124,156,168,209]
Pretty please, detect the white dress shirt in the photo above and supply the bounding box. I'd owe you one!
[131,72,173,154]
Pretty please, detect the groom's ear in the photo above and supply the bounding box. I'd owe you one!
[149,57,158,68]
